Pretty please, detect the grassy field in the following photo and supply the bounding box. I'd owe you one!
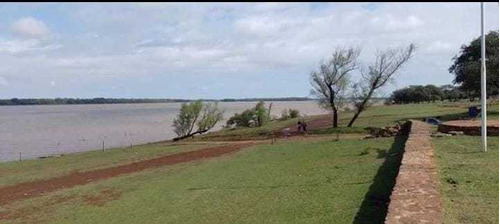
[433,136,499,224]
[1,137,405,224]
[0,143,205,186]
[0,102,497,223]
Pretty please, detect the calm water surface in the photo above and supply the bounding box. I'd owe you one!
[0,101,327,162]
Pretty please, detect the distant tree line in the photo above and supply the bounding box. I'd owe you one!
[0,98,191,106]
[389,30,499,105]
[219,97,311,102]
[389,85,467,104]
[0,97,314,106]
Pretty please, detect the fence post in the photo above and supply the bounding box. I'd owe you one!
[19,152,21,162]
[102,141,105,152]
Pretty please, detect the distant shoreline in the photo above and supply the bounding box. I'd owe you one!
[0,97,324,106]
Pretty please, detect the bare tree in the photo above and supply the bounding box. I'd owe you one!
[347,44,416,127]
[310,47,360,128]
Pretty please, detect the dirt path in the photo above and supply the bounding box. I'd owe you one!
[0,143,252,206]
[438,120,499,136]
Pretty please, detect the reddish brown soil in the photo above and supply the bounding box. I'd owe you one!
[275,114,332,136]
[0,194,76,221]
[1,188,122,222]
[0,143,251,206]
[438,120,499,136]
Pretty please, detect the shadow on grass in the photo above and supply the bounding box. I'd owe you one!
[309,126,367,135]
[352,123,410,224]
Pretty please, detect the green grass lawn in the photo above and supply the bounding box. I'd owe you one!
[1,136,405,224]
[433,136,499,224]
[0,143,204,186]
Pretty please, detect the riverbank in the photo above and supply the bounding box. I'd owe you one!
[0,102,497,223]
[0,101,327,162]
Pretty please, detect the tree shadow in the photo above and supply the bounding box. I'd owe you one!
[375,148,388,159]
[352,123,410,224]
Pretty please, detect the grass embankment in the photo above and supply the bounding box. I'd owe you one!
[1,137,405,224]
[199,102,495,141]
[0,143,205,186]
[433,136,499,224]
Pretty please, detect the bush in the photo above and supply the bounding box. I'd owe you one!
[289,109,300,118]
[254,101,269,127]
[280,109,300,121]
[280,109,290,120]
[226,101,270,128]
[226,109,256,127]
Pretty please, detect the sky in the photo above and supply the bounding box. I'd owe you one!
[0,3,498,99]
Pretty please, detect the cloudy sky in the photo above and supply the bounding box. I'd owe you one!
[0,3,498,99]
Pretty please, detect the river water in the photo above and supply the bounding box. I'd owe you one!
[0,101,327,162]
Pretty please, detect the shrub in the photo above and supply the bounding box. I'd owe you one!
[226,101,270,128]
[280,109,300,121]
[254,101,269,127]
[280,109,290,120]
[289,109,300,118]
[226,109,255,127]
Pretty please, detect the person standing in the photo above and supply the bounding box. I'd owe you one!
[297,121,303,133]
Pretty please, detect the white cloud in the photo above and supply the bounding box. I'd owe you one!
[425,41,453,54]
[10,17,50,37]
[370,15,424,32]
[0,3,498,98]
[0,77,8,86]
[0,39,61,54]
[235,16,301,37]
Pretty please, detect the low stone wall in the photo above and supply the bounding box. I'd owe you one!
[438,120,499,136]
[385,120,442,224]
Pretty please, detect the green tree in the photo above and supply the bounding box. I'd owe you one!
[254,101,269,127]
[172,100,223,141]
[449,30,499,99]
[424,85,444,102]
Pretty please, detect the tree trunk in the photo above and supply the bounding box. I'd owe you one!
[267,103,273,118]
[333,108,338,128]
[347,112,360,127]
[347,90,374,127]
[172,129,208,141]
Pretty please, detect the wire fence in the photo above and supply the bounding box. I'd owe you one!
[0,134,163,163]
